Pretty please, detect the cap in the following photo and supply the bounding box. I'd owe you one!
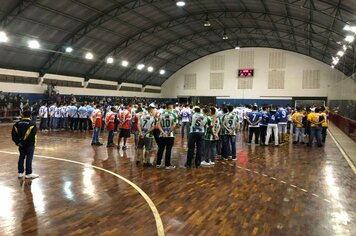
[149,103,156,108]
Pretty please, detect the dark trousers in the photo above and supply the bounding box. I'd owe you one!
[153,129,160,145]
[156,137,174,166]
[249,127,260,144]
[309,126,322,146]
[181,122,190,139]
[259,125,267,144]
[39,118,48,130]
[322,127,328,143]
[18,145,35,174]
[204,140,217,162]
[88,119,93,130]
[222,135,236,159]
[71,118,78,130]
[107,130,114,144]
[79,118,87,131]
[186,132,204,167]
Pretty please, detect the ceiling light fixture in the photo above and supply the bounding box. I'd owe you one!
[222,30,228,40]
[331,65,335,69]
[147,66,154,72]
[0,31,8,43]
[106,57,114,64]
[28,39,40,49]
[235,46,241,50]
[159,69,166,75]
[137,64,145,70]
[336,51,344,57]
[121,60,129,67]
[343,25,356,33]
[345,35,355,43]
[85,52,94,60]
[343,45,347,51]
[65,47,73,53]
[176,1,185,7]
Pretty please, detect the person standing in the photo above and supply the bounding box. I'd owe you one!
[69,103,78,131]
[86,103,95,131]
[259,106,268,146]
[91,104,103,146]
[54,104,62,131]
[201,107,220,166]
[180,104,191,139]
[247,105,262,145]
[105,107,116,147]
[292,107,305,144]
[31,101,39,124]
[265,108,279,146]
[39,103,48,132]
[117,105,132,150]
[321,106,329,143]
[186,106,209,168]
[78,103,88,131]
[307,107,323,147]
[276,106,290,144]
[221,105,240,160]
[11,110,39,179]
[133,107,144,148]
[48,102,56,131]
[156,102,177,169]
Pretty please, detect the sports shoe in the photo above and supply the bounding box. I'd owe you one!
[165,166,176,170]
[18,173,24,178]
[232,157,237,161]
[209,161,215,165]
[25,173,39,179]
[201,161,210,166]
[97,142,103,146]
[122,146,127,150]
[156,165,162,168]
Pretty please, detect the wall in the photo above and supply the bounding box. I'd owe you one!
[161,47,344,104]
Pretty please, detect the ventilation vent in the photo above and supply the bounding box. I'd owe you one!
[87,83,117,90]
[302,70,320,89]
[144,88,161,94]
[237,78,253,89]
[210,55,225,70]
[184,73,196,90]
[269,51,286,68]
[239,51,254,68]
[43,79,82,88]
[210,73,224,89]
[120,86,141,92]
[268,70,285,89]
[0,74,38,84]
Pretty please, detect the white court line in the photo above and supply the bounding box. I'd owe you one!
[0,150,165,236]
[327,130,356,174]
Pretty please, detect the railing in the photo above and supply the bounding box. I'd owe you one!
[329,112,356,142]
[0,109,21,119]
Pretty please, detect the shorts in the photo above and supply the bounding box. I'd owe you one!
[278,123,287,134]
[119,128,131,138]
[137,137,153,150]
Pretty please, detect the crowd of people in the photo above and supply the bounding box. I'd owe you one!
[27,99,329,169]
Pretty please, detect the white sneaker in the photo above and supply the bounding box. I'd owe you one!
[165,166,176,170]
[18,173,24,178]
[156,165,162,169]
[25,173,39,179]
[201,161,211,166]
[209,161,215,165]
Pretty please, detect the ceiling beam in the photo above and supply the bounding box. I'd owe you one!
[0,0,37,28]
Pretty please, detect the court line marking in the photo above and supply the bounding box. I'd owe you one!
[0,150,165,236]
[327,130,356,174]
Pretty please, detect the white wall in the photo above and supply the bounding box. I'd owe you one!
[161,48,345,99]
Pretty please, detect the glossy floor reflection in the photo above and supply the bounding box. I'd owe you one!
[0,126,355,236]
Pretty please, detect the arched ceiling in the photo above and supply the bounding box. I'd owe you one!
[0,0,355,86]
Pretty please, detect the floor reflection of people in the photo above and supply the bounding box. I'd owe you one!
[21,180,38,235]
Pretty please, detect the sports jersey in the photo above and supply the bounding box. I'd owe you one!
[91,109,102,128]
[159,110,178,137]
[180,108,191,122]
[222,112,239,135]
[105,111,116,131]
[276,108,289,124]
[69,106,78,118]
[119,109,132,129]
[267,112,278,124]
[39,105,48,118]
[205,116,220,140]
[54,107,62,118]
[292,112,304,128]
[133,112,143,131]
[139,112,156,138]
[247,111,262,127]
[49,105,56,117]
[61,106,67,118]
[321,112,328,127]
[153,110,160,129]
[173,108,179,118]
[86,105,95,117]
[78,106,88,119]
[260,111,268,126]
[189,112,208,133]
[307,112,320,127]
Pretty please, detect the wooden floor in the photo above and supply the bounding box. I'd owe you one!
[0,126,355,236]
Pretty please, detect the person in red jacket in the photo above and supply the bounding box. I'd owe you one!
[91,104,103,146]
[117,105,132,150]
[105,107,117,147]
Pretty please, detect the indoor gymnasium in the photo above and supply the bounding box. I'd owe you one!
[0,0,355,235]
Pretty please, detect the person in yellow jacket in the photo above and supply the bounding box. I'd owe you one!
[321,106,329,143]
[307,107,323,147]
[292,107,305,144]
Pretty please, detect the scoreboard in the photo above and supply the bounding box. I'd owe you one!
[238,69,254,77]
